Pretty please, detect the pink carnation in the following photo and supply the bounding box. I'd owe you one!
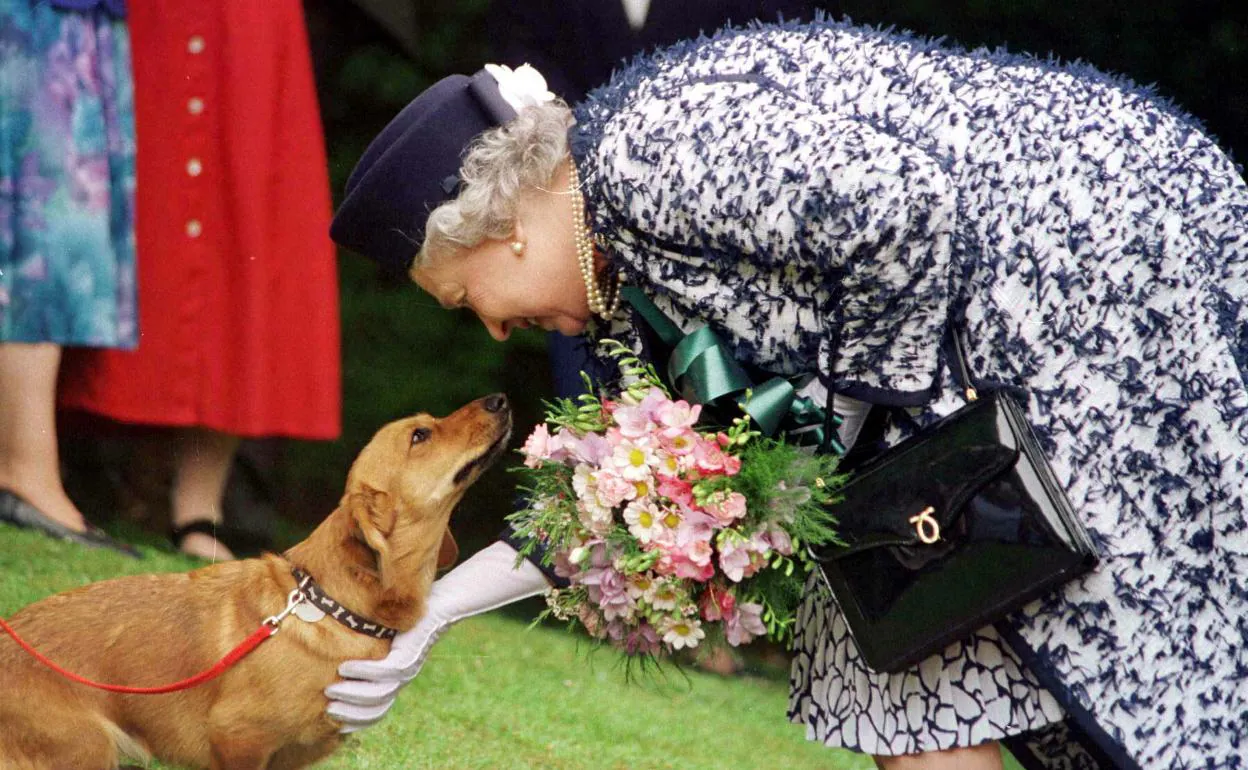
[594,470,635,508]
[655,548,716,581]
[656,475,694,508]
[692,438,731,474]
[521,423,554,468]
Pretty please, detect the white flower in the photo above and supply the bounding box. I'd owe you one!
[622,500,665,544]
[609,437,657,483]
[626,572,657,602]
[572,464,613,536]
[483,63,556,113]
[660,616,705,651]
[648,580,682,611]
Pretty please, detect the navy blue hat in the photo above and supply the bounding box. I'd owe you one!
[330,69,521,272]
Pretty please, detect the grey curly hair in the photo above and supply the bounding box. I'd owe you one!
[413,100,575,270]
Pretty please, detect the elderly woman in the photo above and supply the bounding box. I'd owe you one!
[326,18,1247,770]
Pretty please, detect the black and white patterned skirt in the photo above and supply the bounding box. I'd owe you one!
[786,575,1066,757]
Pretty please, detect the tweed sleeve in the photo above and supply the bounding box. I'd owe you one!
[586,76,958,403]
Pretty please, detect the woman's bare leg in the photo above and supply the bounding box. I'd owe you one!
[0,342,88,531]
[170,427,240,560]
[875,742,1005,770]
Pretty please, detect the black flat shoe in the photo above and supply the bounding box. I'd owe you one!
[0,488,142,559]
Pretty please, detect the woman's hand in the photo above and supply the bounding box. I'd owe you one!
[324,541,552,733]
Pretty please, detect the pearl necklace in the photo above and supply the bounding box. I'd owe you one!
[570,162,622,321]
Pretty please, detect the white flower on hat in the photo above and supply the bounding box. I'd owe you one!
[484,63,556,113]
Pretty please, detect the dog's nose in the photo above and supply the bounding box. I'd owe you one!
[482,393,508,413]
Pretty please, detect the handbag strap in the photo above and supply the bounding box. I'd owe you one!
[819,324,978,456]
[947,327,979,403]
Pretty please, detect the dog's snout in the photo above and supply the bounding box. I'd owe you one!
[482,393,508,413]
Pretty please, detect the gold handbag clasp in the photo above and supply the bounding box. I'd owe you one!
[909,506,941,544]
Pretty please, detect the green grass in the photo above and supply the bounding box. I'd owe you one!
[0,526,1022,769]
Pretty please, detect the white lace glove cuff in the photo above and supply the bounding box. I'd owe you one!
[325,541,550,732]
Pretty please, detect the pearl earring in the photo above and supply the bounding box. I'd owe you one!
[510,241,525,255]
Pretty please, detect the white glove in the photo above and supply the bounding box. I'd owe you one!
[795,379,872,450]
[324,540,550,733]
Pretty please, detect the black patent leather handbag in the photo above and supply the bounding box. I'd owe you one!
[811,331,1099,673]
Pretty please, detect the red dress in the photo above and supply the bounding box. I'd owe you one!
[59,1,341,440]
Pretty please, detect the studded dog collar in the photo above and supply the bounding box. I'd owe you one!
[290,567,398,641]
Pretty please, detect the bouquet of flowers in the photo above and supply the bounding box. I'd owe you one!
[507,341,843,658]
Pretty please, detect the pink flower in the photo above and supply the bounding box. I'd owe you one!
[692,438,730,474]
[594,470,635,508]
[656,399,701,432]
[682,537,714,568]
[718,542,752,583]
[724,602,768,646]
[612,403,653,438]
[658,427,699,457]
[638,386,671,416]
[562,431,610,465]
[656,475,694,508]
[521,423,554,467]
[717,532,769,583]
[579,555,635,622]
[704,490,747,525]
[764,524,794,556]
[699,584,736,622]
[656,548,716,581]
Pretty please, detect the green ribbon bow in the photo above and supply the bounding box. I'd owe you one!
[620,287,843,453]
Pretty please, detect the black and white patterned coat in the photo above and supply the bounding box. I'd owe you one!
[567,18,1248,770]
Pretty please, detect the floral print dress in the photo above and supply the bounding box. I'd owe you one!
[0,2,136,347]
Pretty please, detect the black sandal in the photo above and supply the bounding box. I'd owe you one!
[170,519,267,556]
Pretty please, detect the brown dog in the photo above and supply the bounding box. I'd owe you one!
[0,394,512,770]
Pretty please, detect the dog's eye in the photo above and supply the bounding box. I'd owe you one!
[410,427,432,446]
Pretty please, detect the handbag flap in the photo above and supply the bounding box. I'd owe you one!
[817,395,1020,558]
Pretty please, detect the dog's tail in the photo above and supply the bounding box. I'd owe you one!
[98,717,151,768]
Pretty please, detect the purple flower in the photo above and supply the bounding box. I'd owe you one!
[624,623,661,655]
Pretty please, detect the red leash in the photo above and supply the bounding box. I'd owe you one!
[0,588,303,695]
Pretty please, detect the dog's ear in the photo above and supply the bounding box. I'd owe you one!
[436,528,459,572]
[348,488,396,584]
